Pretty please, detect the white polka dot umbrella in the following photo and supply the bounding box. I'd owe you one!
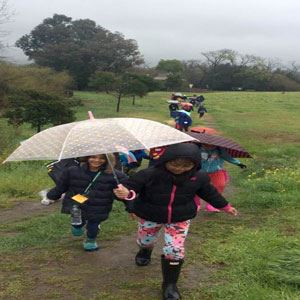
[4,117,196,162]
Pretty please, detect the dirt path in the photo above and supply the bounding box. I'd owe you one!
[1,213,220,300]
[0,201,223,299]
[0,200,60,224]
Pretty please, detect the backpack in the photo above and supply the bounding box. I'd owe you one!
[176,112,192,127]
[46,158,80,184]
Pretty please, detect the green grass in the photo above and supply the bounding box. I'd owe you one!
[187,210,300,299]
[0,161,53,207]
[0,202,135,254]
[0,91,299,299]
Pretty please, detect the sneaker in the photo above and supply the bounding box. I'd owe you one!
[39,189,55,206]
[71,226,84,237]
[83,239,99,252]
[59,193,65,201]
[41,198,55,205]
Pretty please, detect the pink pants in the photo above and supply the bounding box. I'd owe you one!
[201,170,229,210]
[137,218,190,260]
[208,169,228,193]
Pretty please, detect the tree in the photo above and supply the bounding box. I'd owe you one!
[88,71,116,93]
[0,62,74,110]
[124,75,148,105]
[165,73,184,91]
[182,60,206,88]
[268,73,300,91]
[200,49,238,90]
[16,14,144,89]
[88,72,151,112]
[201,49,238,69]
[132,74,160,92]
[4,89,76,132]
[283,61,300,82]
[233,66,271,91]
[156,59,183,74]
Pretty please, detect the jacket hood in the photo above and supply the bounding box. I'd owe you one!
[157,143,201,166]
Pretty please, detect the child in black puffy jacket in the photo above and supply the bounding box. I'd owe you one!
[114,143,238,300]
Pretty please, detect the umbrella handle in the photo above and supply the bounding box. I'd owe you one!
[88,111,95,120]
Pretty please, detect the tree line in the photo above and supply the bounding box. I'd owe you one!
[156,50,300,91]
[1,11,300,149]
[12,14,300,93]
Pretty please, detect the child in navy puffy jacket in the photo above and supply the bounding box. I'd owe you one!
[47,154,129,251]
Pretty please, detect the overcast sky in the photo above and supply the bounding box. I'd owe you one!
[1,0,300,66]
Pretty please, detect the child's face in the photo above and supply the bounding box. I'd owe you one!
[88,155,107,171]
[165,158,195,175]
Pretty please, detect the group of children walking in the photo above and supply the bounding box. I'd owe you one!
[45,138,240,299]
[168,93,208,133]
[40,90,248,299]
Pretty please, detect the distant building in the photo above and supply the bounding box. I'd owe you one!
[154,75,168,81]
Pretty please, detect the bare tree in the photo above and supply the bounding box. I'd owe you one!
[201,49,238,69]
[239,54,263,67]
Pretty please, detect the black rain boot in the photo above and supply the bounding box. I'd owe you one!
[135,247,153,266]
[161,255,183,300]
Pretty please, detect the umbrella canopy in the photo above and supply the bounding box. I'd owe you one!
[5,118,196,162]
[187,131,252,158]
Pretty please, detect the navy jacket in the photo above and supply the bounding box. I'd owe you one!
[47,164,127,222]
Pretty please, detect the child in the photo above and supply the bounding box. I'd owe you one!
[47,154,129,251]
[174,109,192,132]
[168,102,179,118]
[194,95,205,107]
[199,144,246,212]
[114,143,237,300]
[119,150,149,176]
[197,102,207,118]
[148,146,167,167]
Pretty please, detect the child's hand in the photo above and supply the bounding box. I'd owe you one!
[113,184,130,199]
[225,206,238,216]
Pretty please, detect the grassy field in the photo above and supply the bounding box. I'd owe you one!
[0,91,299,299]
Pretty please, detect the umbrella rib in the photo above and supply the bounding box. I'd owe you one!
[58,124,78,161]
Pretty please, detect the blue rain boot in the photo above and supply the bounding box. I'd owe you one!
[71,226,84,237]
[83,238,99,252]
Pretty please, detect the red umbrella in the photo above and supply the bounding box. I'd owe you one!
[187,131,252,158]
[191,127,219,135]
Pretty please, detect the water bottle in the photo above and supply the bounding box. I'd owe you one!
[71,205,82,225]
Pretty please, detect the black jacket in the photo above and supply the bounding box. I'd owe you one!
[122,143,228,223]
[47,164,127,222]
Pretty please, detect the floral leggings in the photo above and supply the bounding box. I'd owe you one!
[137,218,190,260]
